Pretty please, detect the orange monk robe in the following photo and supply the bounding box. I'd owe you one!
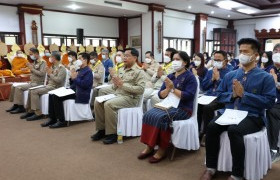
[11,57,30,76]
[42,56,52,68]
[61,54,69,66]
[0,61,14,77]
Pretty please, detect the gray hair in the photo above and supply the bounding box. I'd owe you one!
[273,43,280,51]
[51,51,61,61]
[101,49,109,54]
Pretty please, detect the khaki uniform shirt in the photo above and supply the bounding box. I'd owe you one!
[30,58,47,85]
[151,62,174,90]
[143,60,160,80]
[47,63,67,88]
[90,60,105,88]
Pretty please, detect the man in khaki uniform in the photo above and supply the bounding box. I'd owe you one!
[7,48,46,114]
[21,51,67,121]
[91,48,145,144]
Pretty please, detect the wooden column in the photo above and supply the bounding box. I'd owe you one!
[118,17,128,49]
[194,13,208,53]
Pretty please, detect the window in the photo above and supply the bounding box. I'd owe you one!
[0,32,19,45]
[206,40,214,54]
[163,37,193,56]
[265,39,280,51]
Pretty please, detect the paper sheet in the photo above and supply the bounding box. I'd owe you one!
[96,94,117,103]
[155,92,180,110]
[215,109,248,126]
[48,87,75,97]
[198,95,217,105]
[95,84,111,89]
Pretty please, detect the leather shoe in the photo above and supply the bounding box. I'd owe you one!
[138,149,155,160]
[227,177,234,180]
[200,170,215,180]
[20,112,35,119]
[103,134,117,144]
[26,114,44,121]
[148,155,167,163]
[91,130,105,141]
[10,106,25,114]
[49,121,67,128]
[6,104,18,112]
[41,119,56,127]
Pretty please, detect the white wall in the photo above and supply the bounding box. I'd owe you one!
[42,11,119,37]
[163,9,195,39]
[24,14,42,44]
[207,17,228,40]
[142,12,152,61]
[0,5,19,32]
[128,17,141,61]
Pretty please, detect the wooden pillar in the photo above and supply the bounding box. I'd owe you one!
[194,13,208,53]
[118,17,128,49]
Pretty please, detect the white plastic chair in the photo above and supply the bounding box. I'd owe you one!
[41,68,69,115]
[63,89,94,126]
[146,90,159,112]
[117,94,145,138]
[170,76,200,160]
[217,128,271,180]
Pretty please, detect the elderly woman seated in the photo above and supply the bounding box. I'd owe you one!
[138,51,197,163]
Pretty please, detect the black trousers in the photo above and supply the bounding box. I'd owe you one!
[206,115,264,177]
[197,100,225,134]
[48,94,76,122]
[267,103,280,150]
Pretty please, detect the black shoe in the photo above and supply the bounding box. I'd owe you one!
[91,130,105,141]
[26,114,44,121]
[41,119,56,127]
[6,104,18,112]
[10,106,25,114]
[20,112,35,119]
[103,134,117,144]
[49,121,67,128]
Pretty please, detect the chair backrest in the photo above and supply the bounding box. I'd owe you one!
[191,76,200,119]
[43,73,48,86]
[102,66,106,84]
[64,68,70,88]
[138,94,145,109]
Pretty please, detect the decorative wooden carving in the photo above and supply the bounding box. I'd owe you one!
[157,21,162,54]
[255,28,280,50]
[31,20,38,45]
[148,3,165,12]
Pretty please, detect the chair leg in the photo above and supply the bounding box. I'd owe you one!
[170,147,176,161]
[67,121,70,127]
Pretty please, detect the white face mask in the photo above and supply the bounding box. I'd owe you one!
[102,54,106,60]
[239,54,253,65]
[115,56,122,63]
[45,53,51,57]
[49,57,54,63]
[17,54,24,58]
[145,58,152,64]
[261,57,268,63]
[172,60,184,71]
[39,52,44,57]
[30,55,37,61]
[90,59,95,64]
[194,60,201,67]
[213,61,223,69]
[163,56,171,63]
[68,57,73,63]
[74,59,83,70]
[272,53,280,64]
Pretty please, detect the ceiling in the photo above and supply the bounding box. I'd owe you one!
[1,0,280,19]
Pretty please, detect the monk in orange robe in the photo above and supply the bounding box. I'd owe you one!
[42,49,52,68]
[0,56,14,77]
[11,50,30,76]
[61,53,69,66]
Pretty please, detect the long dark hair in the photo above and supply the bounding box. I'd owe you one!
[175,51,190,69]
[260,51,273,68]
[195,53,206,77]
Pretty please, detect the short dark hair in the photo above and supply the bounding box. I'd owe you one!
[125,48,139,58]
[68,51,77,59]
[51,51,61,61]
[89,51,98,58]
[30,48,39,54]
[176,51,190,69]
[166,48,177,61]
[80,53,90,64]
[145,51,154,58]
[214,50,227,60]
[237,38,261,53]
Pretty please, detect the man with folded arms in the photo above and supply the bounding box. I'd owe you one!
[91,48,145,144]
[200,38,276,180]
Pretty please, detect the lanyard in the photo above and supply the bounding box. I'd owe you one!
[115,63,124,73]
[92,60,101,71]
[162,62,172,74]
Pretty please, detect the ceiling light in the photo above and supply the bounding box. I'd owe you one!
[188,5,192,9]
[67,4,80,10]
[217,0,241,10]
[227,15,231,17]
[237,8,256,14]
[211,11,215,14]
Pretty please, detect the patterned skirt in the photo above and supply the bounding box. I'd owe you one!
[140,107,191,149]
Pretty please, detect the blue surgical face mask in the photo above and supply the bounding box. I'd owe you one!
[30,55,37,61]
